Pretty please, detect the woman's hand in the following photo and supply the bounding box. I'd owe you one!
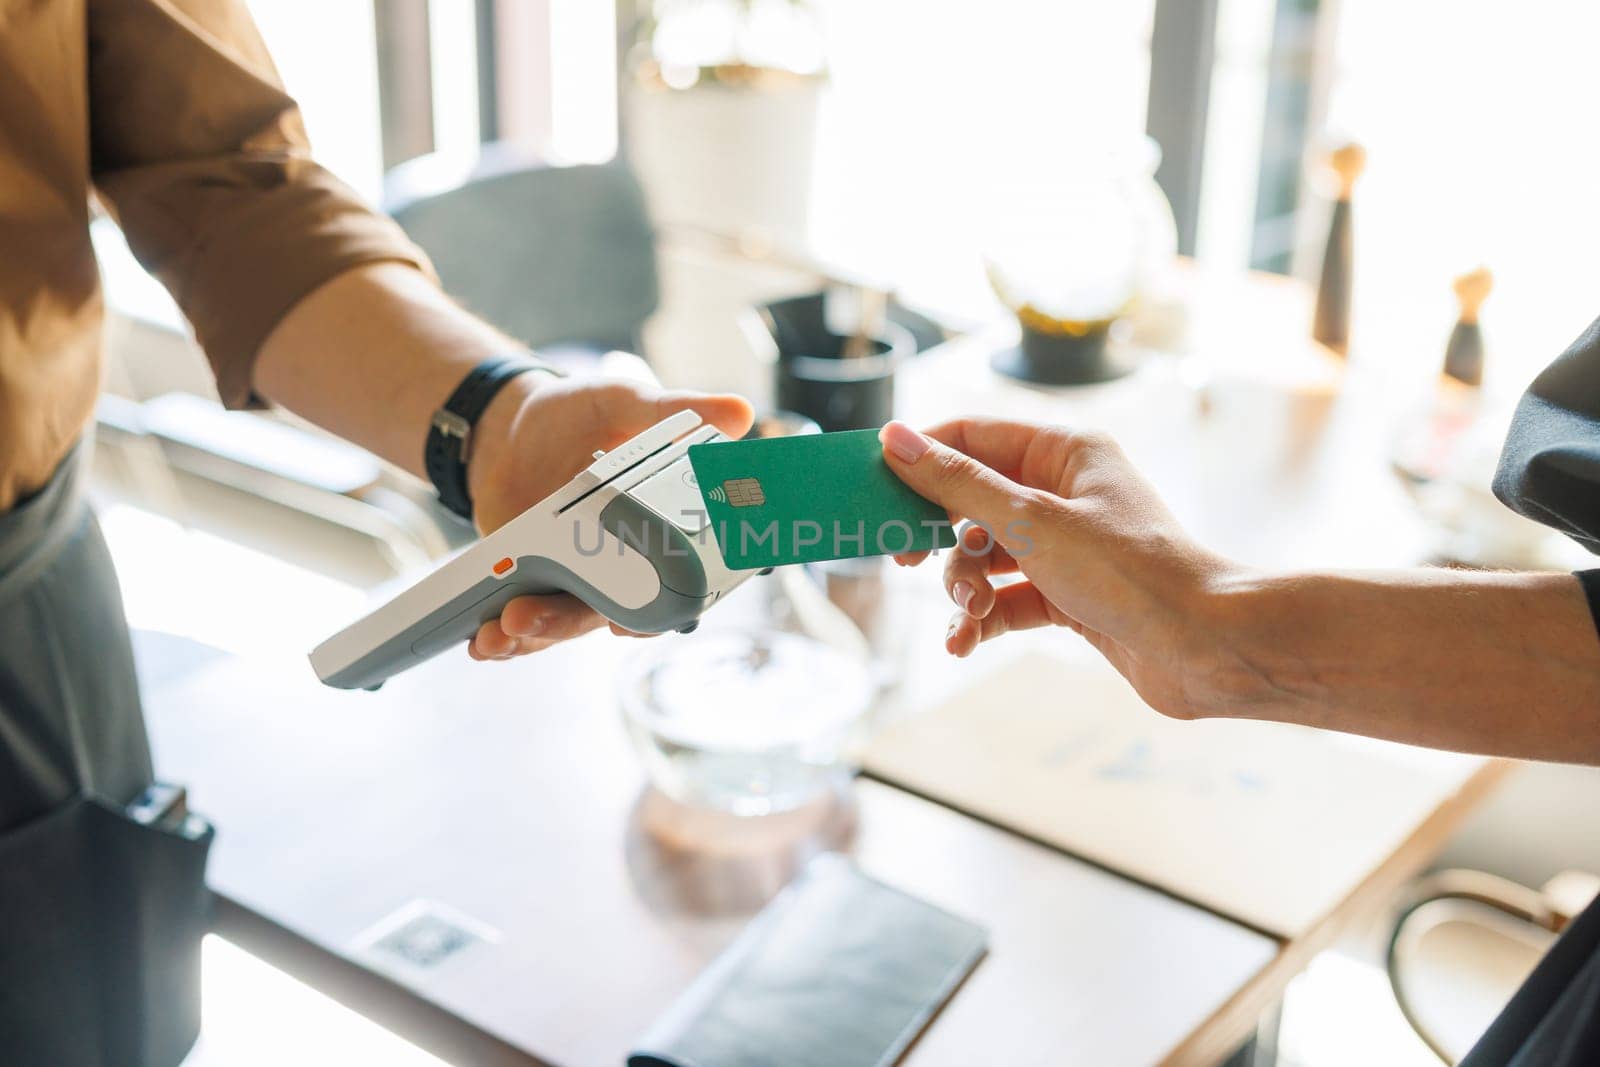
[879,418,1244,718]
[463,376,753,660]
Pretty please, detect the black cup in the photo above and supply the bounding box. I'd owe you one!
[759,294,915,432]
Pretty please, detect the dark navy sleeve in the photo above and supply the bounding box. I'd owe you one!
[1469,315,1600,1066]
[1577,571,1600,643]
[1460,894,1600,1067]
[1494,316,1600,553]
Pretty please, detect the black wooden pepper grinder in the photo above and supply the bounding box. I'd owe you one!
[1443,267,1492,387]
[1313,142,1367,356]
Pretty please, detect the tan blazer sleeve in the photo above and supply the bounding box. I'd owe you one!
[87,0,435,407]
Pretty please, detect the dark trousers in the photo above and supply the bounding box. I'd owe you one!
[0,443,153,828]
[0,443,210,1066]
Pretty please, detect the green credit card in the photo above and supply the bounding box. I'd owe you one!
[687,429,957,570]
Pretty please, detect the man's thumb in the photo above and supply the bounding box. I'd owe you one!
[879,420,1027,530]
[655,389,755,440]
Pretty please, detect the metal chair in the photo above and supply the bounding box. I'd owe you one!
[1387,868,1599,1063]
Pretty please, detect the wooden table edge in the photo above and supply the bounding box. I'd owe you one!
[210,895,550,1067]
[1157,757,1516,1066]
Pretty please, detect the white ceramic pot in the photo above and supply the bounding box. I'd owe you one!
[625,74,824,391]
[623,76,822,245]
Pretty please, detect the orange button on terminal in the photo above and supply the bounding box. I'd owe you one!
[493,557,514,576]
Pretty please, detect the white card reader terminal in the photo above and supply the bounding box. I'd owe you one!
[310,411,752,690]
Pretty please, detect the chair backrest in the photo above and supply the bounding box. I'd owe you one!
[386,144,658,352]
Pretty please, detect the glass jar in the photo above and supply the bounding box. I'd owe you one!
[619,628,875,816]
[983,136,1180,383]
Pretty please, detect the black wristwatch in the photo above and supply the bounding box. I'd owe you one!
[425,354,560,522]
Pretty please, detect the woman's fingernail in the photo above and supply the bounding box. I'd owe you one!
[946,615,970,657]
[879,421,931,464]
[518,617,545,638]
[953,580,976,614]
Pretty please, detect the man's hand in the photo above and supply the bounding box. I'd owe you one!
[253,262,753,663]
[463,376,753,661]
[878,417,1239,718]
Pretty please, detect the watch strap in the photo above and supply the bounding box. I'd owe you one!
[425,355,557,521]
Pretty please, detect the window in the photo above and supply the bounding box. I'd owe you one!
[1327,0,1600,386]
[1196,0,1600,387]
[245,1,386,200]
[807,0,1158,318]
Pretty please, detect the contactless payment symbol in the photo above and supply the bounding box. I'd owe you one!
[710,477,765,507]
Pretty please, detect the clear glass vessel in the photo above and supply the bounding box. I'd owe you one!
[984,136,1179,336]
[619,628,874,816]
